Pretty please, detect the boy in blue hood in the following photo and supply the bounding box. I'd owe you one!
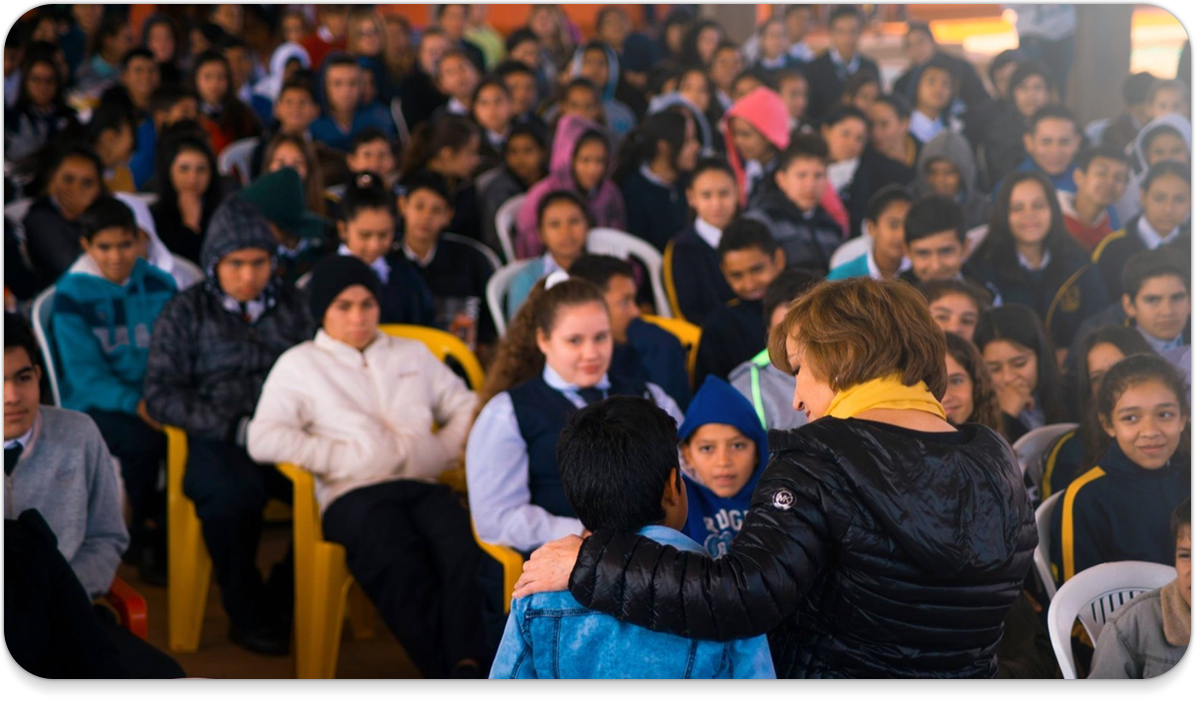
[52,197,178,582]
[677,376,769,558]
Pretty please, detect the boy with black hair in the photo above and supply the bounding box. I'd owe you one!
[772,67,811,132]
[6,312,184,678]
[435,3,487,73]
[495,59,546,133]
[1122,250,1191,359]
[310,53,395,153]
[1001,104,1082,196]
[219,36,255,105]
[51,196,178,582]
[144,196,315,655]
[568,255,690,411]
[1058,145,1130,250]
[729,268,822,432]
[1101,72,1156,151]
[828,185,913,280]
[708,41,744,110]
[1147,79,1188,121]
[248,77,322,180]
[899,195,999,303]
[119,48,160,113]
[695,218,786,386]
[802,6,880,122]
[324,127,399,208]
[433,48,480,119]
[131,84,197,189]
[397,170,498,348]
[489,395,774,679]
[744,135,845,273]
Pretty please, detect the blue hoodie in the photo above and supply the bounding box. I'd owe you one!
[570,44,637,137]
[677,376,770,557]
[52,255,178,414]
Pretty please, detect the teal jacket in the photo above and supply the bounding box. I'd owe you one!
[52,256,178,415]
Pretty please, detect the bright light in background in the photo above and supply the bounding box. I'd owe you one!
[1130,6,1188,77]
[930,6,1186,79]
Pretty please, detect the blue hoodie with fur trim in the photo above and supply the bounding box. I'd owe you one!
[678,376,769,557]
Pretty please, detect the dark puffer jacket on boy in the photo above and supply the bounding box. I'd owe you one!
[144,197,315,442]
[744,189,846,272]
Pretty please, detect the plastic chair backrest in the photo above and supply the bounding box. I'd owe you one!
[444,233,502,272]
[494,193,525,265]
[1034,490,1064,602]
[640,314,702,383]
[30,287,62,407]
[379,324,485,391]
[171,254,205,290]
[485,259,536,338]
[829,235,871,272]
[4,197,35,229]
[965,224,989,258]
[390,97,411,147]
[1013,423,1078,476]
[1047,560,1176,678]
[217,137,260,185]
[587,228,671,317]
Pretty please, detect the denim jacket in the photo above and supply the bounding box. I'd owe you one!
[489,525,776,679]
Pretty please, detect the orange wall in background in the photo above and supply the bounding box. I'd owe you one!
[377,4,663,36]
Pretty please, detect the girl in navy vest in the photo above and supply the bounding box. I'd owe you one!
[465,275,683,554]
[1052,353,1191,583]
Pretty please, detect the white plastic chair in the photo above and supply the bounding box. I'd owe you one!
[494,193,525,264]
[171,254,204,289]
[1048,560,1177,679]
[1083,118,1112,148]
[4,196,35,244]
[586,228,671,317]
[444,233,502,273]
[1013,423,1078,477]
[30,287,62,408]
[1034,490,1064,602]
[217,137,260,185]
[485,259,536,337]
[828,234,871,272]
[965,224,989,258]
[390,97,411,147]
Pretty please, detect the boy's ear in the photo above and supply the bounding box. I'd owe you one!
[78,236,90,252]
[1121,293,1137,318]
[772,246,786,269]
[1022,133,1035,156]
[1073,165,1086,188]
[336,220,347,239]
[662,467,684,506]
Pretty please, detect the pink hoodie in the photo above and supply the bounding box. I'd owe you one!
[514,115,626,259]
[721,87,850,236]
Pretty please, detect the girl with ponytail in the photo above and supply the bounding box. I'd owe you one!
[466,273,683,553]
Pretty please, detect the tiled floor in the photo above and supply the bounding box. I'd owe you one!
[125,523,422,680]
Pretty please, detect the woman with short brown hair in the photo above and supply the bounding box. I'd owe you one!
[513,277,1037,678]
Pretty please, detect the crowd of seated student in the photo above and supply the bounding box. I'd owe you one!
[3,5,1191,680]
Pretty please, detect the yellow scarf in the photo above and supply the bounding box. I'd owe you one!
[824,373,947,421]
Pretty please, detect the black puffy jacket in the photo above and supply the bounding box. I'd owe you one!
[569,418,1037,679]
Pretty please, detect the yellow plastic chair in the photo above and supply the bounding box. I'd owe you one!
[639,314,702,386]
[165,427,293,653]
[285,325,522,676]
[278,463,375,679]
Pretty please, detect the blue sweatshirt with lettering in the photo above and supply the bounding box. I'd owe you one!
[678,376,770,557]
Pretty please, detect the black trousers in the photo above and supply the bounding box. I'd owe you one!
[183,436,293,631]
[87,409,166,544]
[323,480,488,678]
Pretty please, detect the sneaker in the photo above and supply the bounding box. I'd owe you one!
[228,622,291,656]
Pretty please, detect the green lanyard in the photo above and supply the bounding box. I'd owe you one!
[748,349,771,429]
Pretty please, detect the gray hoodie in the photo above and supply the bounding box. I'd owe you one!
[912,130,992,229]
[1114,113,1192,225]
[5,407,129,599]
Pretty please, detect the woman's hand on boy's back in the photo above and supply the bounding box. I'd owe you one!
[513,533,586,599]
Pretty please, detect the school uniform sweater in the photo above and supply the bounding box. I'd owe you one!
[52,256,178,415]
[664,222,736,327]
[619,166,689,252]
[695,299,768,388]
[609,317,692,412]
[802,51,881,124]
[1051,443,1190,583]
[4,408,130,599]
[336,246,435,327]
[403,235,497,344]
[309,104,397,154]
[246,330,477,514]
[1092,215,1191,301]
[743,189,846,272]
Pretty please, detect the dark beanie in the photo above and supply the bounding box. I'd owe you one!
[308,255,383,324]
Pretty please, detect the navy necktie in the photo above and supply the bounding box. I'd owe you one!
[5,442,23,475]
[577,387,605,405]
